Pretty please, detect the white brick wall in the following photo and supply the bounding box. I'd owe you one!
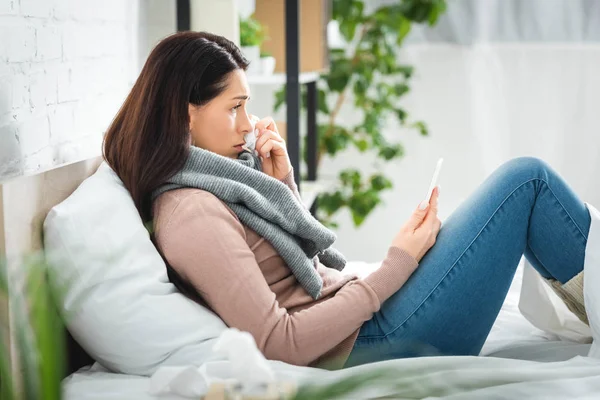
[0,0,176,182]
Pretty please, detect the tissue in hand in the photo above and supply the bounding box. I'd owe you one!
[243,115,261,154]
[243,129,258,154]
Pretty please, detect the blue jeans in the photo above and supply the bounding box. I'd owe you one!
[344,157,591,368]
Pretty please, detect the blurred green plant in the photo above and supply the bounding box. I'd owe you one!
[0,254,65,400]
[240,13,267,47]
[274,0,446,227]
[292,368,400,400]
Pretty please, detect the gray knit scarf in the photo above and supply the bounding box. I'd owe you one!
[152,146,346,299]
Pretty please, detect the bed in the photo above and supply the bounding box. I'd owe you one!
[2,157,600,399]
[61,259,600,400]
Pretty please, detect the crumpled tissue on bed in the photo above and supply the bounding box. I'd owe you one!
[148,328,292,398]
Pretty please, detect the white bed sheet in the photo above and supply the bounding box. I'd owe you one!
[65,357,600,400]
[63,259,598,399]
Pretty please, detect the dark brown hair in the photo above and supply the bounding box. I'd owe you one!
[103,31,249,222]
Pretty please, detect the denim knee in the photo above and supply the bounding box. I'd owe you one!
[497,156,552,184]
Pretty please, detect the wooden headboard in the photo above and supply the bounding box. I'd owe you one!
[0,156,103,382]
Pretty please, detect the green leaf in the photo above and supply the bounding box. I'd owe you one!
[326,74,350,92]
[320,125,352,156]
[361,111,381,136]
[355,1,365,20]
[377,53,397,74]
[413,121,429,136]
[394,83,410,97]
[429,0,447,25]
[372,7,390,24]
[317,190,346,216]
[339,19,358,42]
[397,16,412,44]
[364,25,384,42]
[378,143,405,160]
[370,174,393,191]
[348,190,381,227]
[371,132,385,147]
[332,0,352,21]
[353,77,369,98]
[351,210,366,226]
[395,65,414,78]
[340,169,362,191]
[395,108,408,124]
[354,138,369,152]
[317,89,330,115]
[333,0,364,41]
[399,0,447,24]
[326,58,352,92]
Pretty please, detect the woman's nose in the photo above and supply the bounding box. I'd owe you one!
[240,113,254,134]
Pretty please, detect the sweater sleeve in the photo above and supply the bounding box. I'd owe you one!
[158,191,419,366]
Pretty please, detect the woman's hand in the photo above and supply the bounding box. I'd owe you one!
[391,187,442,262]
[252,116,292,181]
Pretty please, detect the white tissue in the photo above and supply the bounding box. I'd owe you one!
[149,365,214,397]
[149,328,276,398]
[213,328,276,394]
[242,115,260,154]
[243,115,270,158]
[243,129,258,153]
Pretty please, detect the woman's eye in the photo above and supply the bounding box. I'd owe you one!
[232,104,242,112]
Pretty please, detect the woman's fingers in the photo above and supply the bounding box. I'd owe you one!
[257,138,287,159]
[423,186,440,225]
[256,129,285,150]
[255,116,280,136]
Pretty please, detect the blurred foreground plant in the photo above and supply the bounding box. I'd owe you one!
[0,254,65,400]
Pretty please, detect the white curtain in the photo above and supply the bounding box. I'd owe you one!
[328,0,600,261]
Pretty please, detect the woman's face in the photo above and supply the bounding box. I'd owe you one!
[188,69,253,159]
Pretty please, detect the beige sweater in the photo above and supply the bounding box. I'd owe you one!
[152,170,419,369]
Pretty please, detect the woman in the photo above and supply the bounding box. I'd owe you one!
[103,31,590,370]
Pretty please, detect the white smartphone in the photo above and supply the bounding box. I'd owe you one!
[423,157,443,204]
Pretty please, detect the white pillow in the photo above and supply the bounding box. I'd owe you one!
[43,162,228,376]
[585,203,600,358]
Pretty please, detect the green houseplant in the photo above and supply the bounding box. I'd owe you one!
[240,13,266,47]
[275,0,447,227]
[240,13,267,75]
